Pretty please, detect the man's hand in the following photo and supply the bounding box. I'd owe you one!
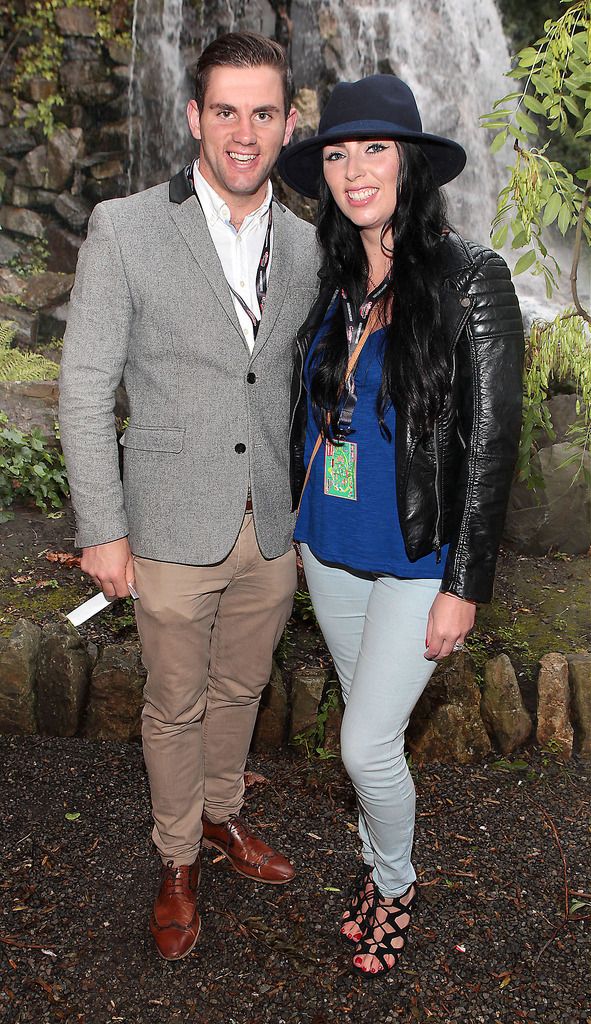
[80,537,134,600]
[424,591,476,662]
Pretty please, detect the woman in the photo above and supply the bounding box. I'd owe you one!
[278,75,524,977]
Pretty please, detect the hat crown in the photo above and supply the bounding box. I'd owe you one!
[276,73,466,198]
[318,74,423,136]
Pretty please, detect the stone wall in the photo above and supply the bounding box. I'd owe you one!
[1,616,590,763]
[0,4,133,348]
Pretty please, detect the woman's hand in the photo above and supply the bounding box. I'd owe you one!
[424,591,476,662]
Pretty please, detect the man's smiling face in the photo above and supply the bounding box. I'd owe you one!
[187,64,297,214]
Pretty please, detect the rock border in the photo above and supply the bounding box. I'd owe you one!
[0,617,589,762]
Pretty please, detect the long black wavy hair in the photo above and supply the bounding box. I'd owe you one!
[311,141,451,441]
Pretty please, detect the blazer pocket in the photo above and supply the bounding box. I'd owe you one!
[119,425,184,453]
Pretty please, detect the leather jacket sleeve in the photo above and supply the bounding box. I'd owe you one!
[440,244,524,603]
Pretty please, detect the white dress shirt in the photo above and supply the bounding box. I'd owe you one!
[192,161,273,353]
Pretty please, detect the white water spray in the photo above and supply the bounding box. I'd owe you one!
[127,0,192,193]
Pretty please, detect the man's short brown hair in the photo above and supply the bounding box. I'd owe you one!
[194,31,293,115]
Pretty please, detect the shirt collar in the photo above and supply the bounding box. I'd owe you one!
[192,160,273,231]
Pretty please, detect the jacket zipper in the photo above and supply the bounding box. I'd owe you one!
[433,419,442,563]
[450,349,467,449]
[431,294,472,560]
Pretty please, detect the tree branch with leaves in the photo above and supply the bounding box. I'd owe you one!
[481,0,590,485]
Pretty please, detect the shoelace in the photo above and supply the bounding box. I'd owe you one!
[225,816,272,865]
[162,861,188,896]
[226,814,249,839]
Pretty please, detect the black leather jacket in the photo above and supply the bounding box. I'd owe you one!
[289,231,524,604]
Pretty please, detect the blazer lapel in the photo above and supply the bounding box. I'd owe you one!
[251,199,295,358]
[167,174,247,349]
[167,171,296,359]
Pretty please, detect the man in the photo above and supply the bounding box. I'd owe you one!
[59,32,319,961]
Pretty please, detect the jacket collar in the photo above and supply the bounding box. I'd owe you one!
[169,166,193,204]
[169,164,287,215]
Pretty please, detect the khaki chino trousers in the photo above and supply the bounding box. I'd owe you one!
[134,513,296,867]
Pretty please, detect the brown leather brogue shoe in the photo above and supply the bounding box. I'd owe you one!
[202,814,295,885]
[149,857,201,960]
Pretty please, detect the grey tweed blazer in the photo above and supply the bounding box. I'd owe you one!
[59,168,320,564]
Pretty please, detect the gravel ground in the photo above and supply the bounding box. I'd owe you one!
[0,737,589,1024]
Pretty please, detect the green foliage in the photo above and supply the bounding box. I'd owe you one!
[292,589,316,623]
[492,755,531,772]
[10,0,65,136]
[466,618,537,685]
[293,686,340,760]
[495,0,590,173]
[518,311,590,484]
[0,412,69,522]
[8,0,132,137]
[491,744,576,781]
[571,896,591,913]
[481,0,591,297]
[0,322,16,348]
[7,238,49,277]
[0,320,60,382]
[481,1,591,485]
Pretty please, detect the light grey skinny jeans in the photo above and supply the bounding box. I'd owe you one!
[300,543,440,897]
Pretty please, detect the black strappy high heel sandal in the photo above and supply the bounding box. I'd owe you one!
[352,881,417,975]
[339,863,374,945]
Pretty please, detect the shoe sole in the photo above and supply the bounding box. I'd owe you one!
[151,917,201,961]
[202,838,295,885]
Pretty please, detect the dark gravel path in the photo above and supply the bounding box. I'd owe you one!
[1,736,589,1024]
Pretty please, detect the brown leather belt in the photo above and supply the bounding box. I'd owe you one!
[245,492,253,512]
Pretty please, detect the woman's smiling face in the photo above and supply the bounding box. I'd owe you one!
[322,138,401,236]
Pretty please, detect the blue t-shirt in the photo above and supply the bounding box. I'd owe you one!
[294,309,447,578]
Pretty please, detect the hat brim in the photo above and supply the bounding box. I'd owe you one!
[278,122,467,199]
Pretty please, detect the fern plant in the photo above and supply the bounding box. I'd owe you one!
[0,320,60,382]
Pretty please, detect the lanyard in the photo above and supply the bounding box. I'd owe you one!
[227,204,272,338]
[338,277,389,432]
[187,162,272,338]
[296,302,383,515]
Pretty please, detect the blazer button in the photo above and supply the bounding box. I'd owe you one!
[235,443,246,454]
[247,372,256,384]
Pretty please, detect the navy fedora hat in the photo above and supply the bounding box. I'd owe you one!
[278,74,467,199]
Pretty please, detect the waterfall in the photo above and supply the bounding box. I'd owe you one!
[127,0,193,193]
[315,0,512,244]
[126,0,139,195]
[120,0,572,310]
[122,0,515,242]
